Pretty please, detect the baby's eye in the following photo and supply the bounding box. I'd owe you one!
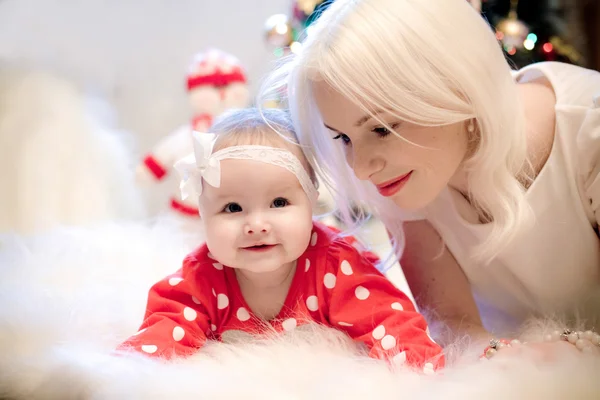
[272,197,289,208]
[223,203,242,213]
[333,134,351,145]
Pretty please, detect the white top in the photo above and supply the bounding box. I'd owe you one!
[422,62,600,334]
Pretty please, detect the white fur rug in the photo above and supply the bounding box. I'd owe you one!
[0,221,599,400]
[0,64,146,235]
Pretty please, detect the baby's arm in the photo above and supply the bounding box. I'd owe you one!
[324,240,444,372]
[116,259,212,359]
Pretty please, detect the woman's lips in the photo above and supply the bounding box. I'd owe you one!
[376,171,413,197]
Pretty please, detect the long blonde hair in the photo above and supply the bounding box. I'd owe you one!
[259,0,533,263]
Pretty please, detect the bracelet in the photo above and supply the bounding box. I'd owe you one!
[544,328,600,352]
[480,338,522,360]
[481,328,600,360]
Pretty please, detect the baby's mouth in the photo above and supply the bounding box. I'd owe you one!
[242,244,276,252]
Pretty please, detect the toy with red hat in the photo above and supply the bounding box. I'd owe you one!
[136,48,250,224]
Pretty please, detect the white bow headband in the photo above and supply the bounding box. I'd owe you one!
[174,131,319,205]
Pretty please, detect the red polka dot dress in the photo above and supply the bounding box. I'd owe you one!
[117,221,444,372]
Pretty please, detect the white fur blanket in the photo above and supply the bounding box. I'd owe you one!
[0,64,146,235]
[1,221,599,399]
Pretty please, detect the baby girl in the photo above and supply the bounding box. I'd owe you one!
[117,107,444,373]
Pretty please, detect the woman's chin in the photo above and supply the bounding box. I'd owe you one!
[387,192,423,210]
[388,189,438,212]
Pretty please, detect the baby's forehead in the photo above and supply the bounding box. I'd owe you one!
[206,159,304,196]
[221,157,295,174]
[214,132,313,176]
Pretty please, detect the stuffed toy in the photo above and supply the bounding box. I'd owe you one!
[136,49,250,218]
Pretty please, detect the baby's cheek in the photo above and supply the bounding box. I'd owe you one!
[277,213,313,256]
[204,220,237,262]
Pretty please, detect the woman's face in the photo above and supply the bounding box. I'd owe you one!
[312,81,470,210]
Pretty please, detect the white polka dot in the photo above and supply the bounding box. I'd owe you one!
[133,328,147,336]
[391,302,404,311]
[282,318,297,331]
[141,345,157,354]
[211,324,217,331]
[372,325,386,340]
[213,262,223,270]
[310,232,318,246]
[392,351,407,365]
[192,296,201,304]
[381,335,396,350]
[217,293,229,309]
[168,277,183,286]
[212,288,216,297]
[305,259,311,272]
[355,286,370,300]
[423,363,435,375]
[236,307,250,322]
[306,295,319,312]
[323,273,336,289]
[207,252,216,260]
[338,321,353,327]
[183,307,197,321]
[172,326,185,341]
[340,260,353,275]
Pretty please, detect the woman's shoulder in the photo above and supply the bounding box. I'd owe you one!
[515,62,600,107]
[517,63,600,176]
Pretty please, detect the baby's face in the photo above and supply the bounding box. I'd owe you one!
[198,159,314,273]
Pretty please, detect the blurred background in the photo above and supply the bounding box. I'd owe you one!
[1,0,596,163]
[0,0,597,286]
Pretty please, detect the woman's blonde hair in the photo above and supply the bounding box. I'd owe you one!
[259,0,533,263]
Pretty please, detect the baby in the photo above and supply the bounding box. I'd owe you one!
[117,108,444,372]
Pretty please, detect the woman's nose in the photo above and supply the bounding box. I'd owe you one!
[350,146,384,181]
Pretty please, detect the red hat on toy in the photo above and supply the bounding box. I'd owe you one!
[186,48,247,91]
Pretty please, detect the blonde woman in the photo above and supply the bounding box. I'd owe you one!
[262,0,600,358]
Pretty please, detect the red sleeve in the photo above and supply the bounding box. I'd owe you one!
[324,239,444,373]
[116,257,211,360]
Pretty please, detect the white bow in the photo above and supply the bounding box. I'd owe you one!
[174,131,221,200]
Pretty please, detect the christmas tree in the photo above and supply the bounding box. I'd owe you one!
[262,1,334,108]
[264,0,593,70]
[263,0,333,58]
[477,0,587,68]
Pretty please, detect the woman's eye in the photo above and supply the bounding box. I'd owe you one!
[333,133,351,145]
[373,127,391,137]
[272,197,289,208]
[224,203,242,213]
[372,123,399,138]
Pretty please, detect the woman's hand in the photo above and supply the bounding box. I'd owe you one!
[484,330,600,364]
[490,340,590,363]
